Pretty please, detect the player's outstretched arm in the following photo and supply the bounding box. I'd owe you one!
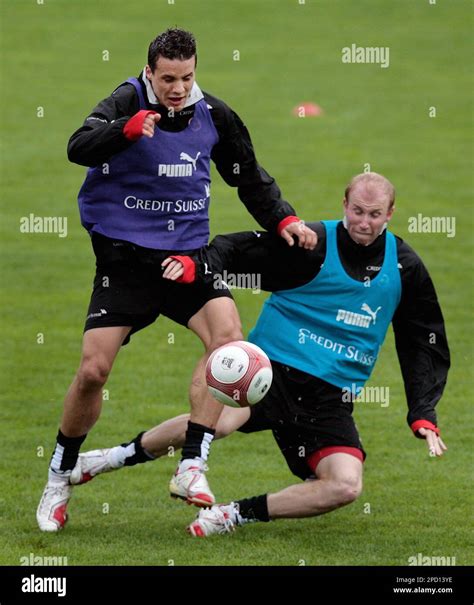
[162,228,324,289]
[207,95,316,248]
[392,242,450,457]
[161,231,261,283]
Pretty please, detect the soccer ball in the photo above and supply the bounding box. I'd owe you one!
[206,341,273,407]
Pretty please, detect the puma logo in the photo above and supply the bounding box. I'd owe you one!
[360,303,382,325]
[179,151,201,171]
[336,303,382,329]
[158,151,201,177]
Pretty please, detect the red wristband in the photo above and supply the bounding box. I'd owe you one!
[411,419,440,438]
[169,255,196,284]
[123,110,157,141]
[277,215,300,236]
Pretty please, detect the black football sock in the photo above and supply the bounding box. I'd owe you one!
[180,421,215,462]
[235,495,270,523]
[121,431,156,466]
[50,429,88,476]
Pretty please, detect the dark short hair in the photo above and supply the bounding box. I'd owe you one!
[148,28,197,71]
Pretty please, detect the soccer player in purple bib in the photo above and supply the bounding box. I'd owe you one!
[65,173,449,536]
[36,28,316,532]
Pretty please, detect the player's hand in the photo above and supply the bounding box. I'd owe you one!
[161,257,184,281]
[418,427,448,457]
[280,221,317,250]
[123,110,161,141]
[142,112,161,138]
[161,255,196,283]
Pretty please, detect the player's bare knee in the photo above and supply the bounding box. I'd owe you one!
[77,357,111,391]
[331,476,362,506]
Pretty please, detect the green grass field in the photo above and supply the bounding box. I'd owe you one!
[1,0,472,571]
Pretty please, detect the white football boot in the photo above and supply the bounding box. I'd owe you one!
[187,503,239,537]
[169,465,216,507]
[37,449,122,531]
[70,448,121,485]
[36,478,72,532]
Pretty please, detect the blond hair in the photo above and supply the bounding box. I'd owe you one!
[344,172,395,209]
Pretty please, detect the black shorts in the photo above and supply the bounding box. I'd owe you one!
[84,233,233,345]
[238,361,366,480]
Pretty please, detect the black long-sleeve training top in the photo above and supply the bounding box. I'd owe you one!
[192,221,450,430]
[67,73,296,233]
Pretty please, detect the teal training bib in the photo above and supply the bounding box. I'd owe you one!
[249,220,401,389]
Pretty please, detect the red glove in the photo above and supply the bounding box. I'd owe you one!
[168,255,196,284]
[123,110,157,141]
[411,419,440,439]
[277,215,301,236]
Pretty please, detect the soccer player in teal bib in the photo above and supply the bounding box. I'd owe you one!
[68,173,449,536]
[247,217,401,391]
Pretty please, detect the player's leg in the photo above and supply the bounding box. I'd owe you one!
[187,367,365,536]
[61,327,131,436]
[267,451,363,518]
[142,405,251,455]
[186,295,242,429]
[69,405,251,483]
[69,414,191,486]
[169,296,243,505]
[36,326,130,532]
[187,451,363,537]
[241,371,363,519]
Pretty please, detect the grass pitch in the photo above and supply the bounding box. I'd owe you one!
[0,0,472,569]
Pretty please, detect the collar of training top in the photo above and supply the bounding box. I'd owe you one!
[141,67,204,108]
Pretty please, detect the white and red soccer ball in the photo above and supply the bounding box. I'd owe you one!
[206,341,273,407]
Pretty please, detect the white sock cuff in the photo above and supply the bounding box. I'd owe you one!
[200,431,214,462]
